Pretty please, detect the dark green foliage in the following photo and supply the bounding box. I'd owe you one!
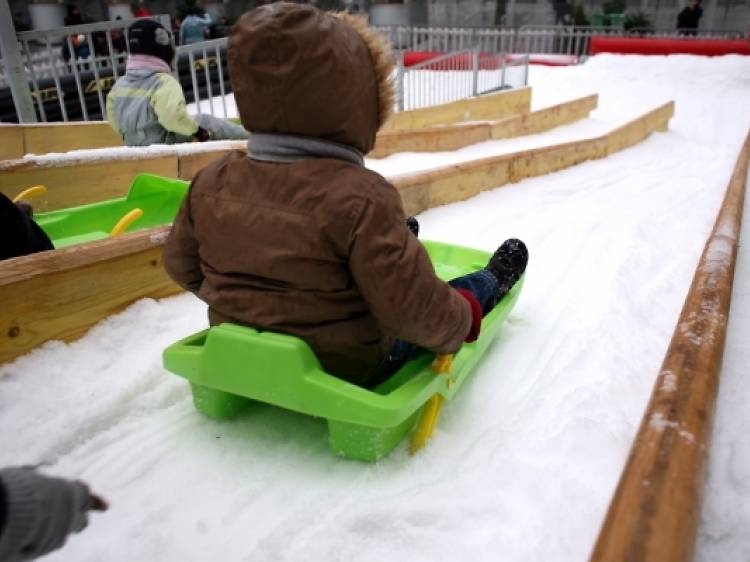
[624,11,654,32]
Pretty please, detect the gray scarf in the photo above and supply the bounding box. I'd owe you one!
[247,133,364,167]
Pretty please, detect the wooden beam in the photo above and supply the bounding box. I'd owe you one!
[0,102,674,363]
[491,94,599,139]
[0,227,181,364]
[0,155,178,212]
[381,87,532,131]
[0,125,25,161]
[393,102,673,214]
[369,95,598,159]
[590,127,750,562]
[23,121,123,155]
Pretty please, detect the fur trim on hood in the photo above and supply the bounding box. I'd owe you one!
[228,3,395,154]
[333,11,395,130]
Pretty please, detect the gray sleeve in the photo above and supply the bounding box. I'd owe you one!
[0,467,91,562]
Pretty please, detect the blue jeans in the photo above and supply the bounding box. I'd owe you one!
[369,269,500,386]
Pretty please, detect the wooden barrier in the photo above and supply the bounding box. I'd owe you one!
[0,121,123,160]
[0,101,674,363]
[590,127,750,562]
[381,87,532,131]
[0,155,179,211]
[0,95,593,207]
[369,95,598,158]
[394,102,673,215]
[23,121,123,155]
[491,94,598,139]
[0,125,25,161]
[0,227,181,365]
[0,87,533,162]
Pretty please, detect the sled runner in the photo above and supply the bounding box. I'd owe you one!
[163,240,524,461]
[33,174,188,248]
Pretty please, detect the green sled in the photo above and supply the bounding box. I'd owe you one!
[163,240,524,462]
[35,174,189,249]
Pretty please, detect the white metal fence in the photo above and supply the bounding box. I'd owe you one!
[375,24,746,57]
[396,49,529,111]
[5,19,738,123]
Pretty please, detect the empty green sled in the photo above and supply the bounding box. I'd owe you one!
[163,240,524,461]
[35,174,188,249]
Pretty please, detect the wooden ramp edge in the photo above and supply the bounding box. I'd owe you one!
[590,127,750,562]
[0,102,673,364]
[369,94,598,158]
[0,227,181,364]
[396,101,673,215]
[0,121,123,161]
[0,87,532,161]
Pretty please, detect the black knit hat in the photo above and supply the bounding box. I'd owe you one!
[128,19,175,65]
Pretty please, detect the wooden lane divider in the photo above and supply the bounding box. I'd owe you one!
[590,127,750,562]
[369,94,598,158]
[0,145,242,213]
[0,88,532,161]
[0,227,181,364]
[381,87,532,131]
[395,102,674,216]
[0,121,123,161]
[0,102,674,364]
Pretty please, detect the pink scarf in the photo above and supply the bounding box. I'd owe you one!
[126,54,171,73]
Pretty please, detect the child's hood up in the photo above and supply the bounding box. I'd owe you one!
[227,3,395,155]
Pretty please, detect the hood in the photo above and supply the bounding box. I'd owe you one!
[227,3,395,154]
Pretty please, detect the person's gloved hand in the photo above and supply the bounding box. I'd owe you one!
[193,126,212,142]
[0,467,108,562]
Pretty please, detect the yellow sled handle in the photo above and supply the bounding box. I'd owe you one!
[409,353,454,454]
[12,185,47,203]
[110,208,144,237]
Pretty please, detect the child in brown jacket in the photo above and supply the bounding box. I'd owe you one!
[163,3,528,388]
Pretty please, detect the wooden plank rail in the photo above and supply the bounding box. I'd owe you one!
[0,155,180,211]
[0,87,532,162]
[0,102,674,364]
[0,227,181,362]
[382,87,532,131]
[396,102,673,215]
[0,122,123,160]
[590,127,750,562]
[369,94,598,158]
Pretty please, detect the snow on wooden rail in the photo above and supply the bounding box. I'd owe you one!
[0,101,673,364]
[0,87,532,162]
[369,94,597,158]
[590,127,750,562]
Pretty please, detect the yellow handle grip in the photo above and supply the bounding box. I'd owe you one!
[409,353,455,454]
[432,354,454,374]
[12,185,47,203]
[110,208,144,237]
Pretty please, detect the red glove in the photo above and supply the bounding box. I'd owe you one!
[455,288,482,342]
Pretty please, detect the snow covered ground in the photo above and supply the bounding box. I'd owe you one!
[1,54,749,561]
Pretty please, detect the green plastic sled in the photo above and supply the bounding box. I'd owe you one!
[35,174,189,249]
[163,240,524,461]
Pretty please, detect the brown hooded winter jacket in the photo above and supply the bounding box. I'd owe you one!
[163,3,471,387]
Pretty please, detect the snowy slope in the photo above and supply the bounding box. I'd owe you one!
[1,55,749,562]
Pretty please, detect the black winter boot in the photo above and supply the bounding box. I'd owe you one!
[406,216,419,237]
[486,238,528,297]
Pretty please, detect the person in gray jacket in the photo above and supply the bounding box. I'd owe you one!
[106,19,248,146]
[0,466,107,561]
